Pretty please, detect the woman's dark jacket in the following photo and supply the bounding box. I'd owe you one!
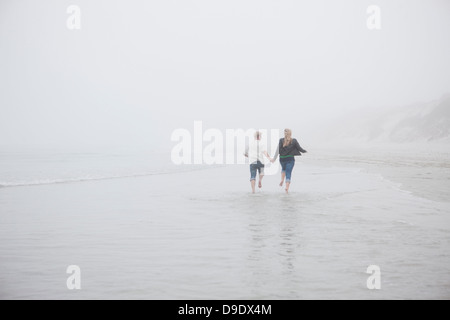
[273,138,307,161]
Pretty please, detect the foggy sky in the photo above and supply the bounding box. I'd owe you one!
[1,0,449,151]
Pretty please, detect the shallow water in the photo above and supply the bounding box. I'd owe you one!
[0,151,449,299]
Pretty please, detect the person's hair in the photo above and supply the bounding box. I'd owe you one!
[283,128,292,147]
[254,131,262,140]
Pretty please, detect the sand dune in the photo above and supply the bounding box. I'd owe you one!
[329,95,450,146]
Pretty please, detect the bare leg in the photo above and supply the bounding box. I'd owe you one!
[280,172,286,186]
[285,182,290,194]
[251,180,256,194]
[258,175,264,188]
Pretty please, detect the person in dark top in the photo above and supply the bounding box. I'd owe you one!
[272,128,307,194]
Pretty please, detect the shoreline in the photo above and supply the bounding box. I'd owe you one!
[306,148,450,204]
[0,153,449,299]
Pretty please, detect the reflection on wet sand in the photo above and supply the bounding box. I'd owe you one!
[243,195,303,298]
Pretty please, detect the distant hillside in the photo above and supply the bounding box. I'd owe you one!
[332,95,450,145]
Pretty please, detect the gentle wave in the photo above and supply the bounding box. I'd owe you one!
[0,165,220,189]
[0,172,166,188]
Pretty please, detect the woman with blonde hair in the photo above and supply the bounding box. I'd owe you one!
[272,129,307,193]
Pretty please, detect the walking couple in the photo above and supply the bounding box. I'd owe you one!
[244,129,307,194]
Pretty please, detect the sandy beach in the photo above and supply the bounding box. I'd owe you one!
[0,150,449,299]
[1,0,450,302]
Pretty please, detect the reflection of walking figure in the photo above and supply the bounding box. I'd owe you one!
[272,129,307,194]
[245,131,273,194]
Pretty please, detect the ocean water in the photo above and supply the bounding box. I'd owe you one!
[0,149,449,299]
[0,150,184,187]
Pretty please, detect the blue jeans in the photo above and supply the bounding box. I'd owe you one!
[280,157,295,183]
[250,161,265,181]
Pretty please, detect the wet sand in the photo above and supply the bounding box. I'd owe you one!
[0,152,449,299]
